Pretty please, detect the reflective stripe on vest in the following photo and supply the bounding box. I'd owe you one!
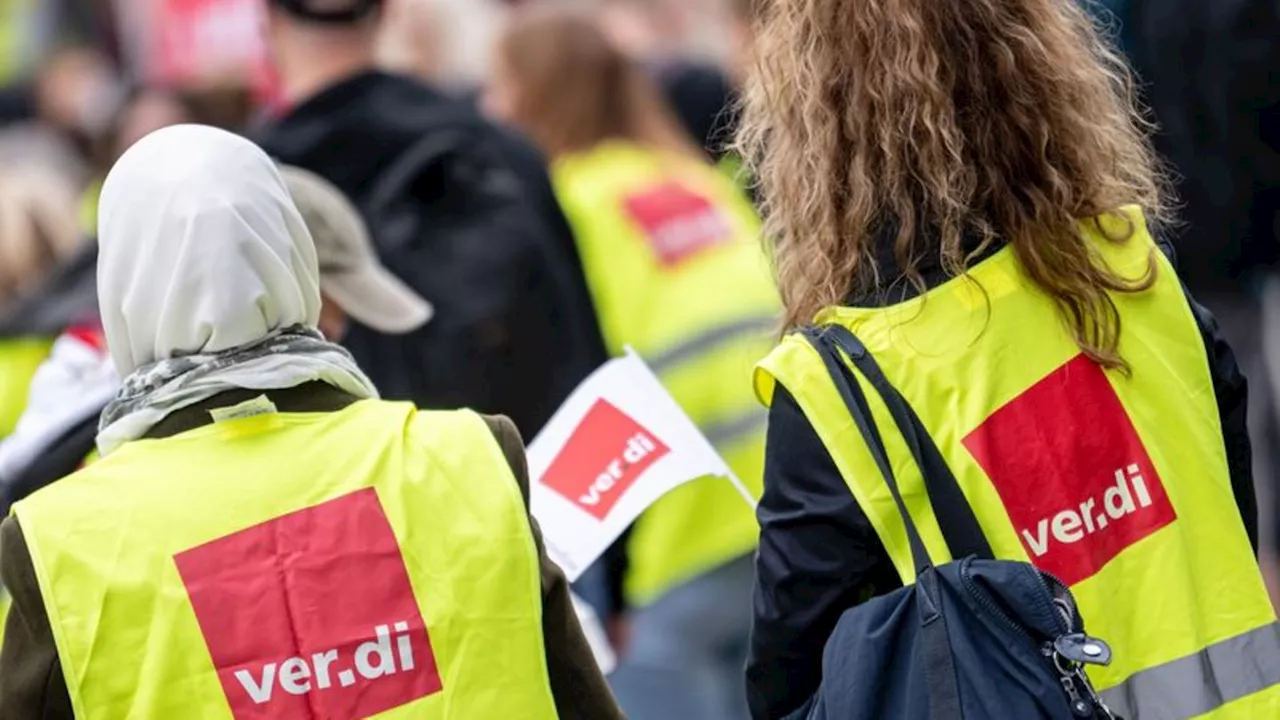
[756,207,1280,719]
[649,315,779,374]
[554,140,778,604]
[1101,623,1280,719]
[703,405,768,449]
[0,583,10,649]
[14,402,557,719]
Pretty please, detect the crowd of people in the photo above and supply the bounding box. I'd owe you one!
[0,0,1277,718]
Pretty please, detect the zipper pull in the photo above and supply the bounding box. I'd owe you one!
[1071,667,1123,720]
[1054,633,1112,667]
[1060,676,1094,717]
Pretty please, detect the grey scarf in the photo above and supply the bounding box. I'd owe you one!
[97,326,377,456]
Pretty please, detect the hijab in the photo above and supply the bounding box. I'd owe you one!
[95,125,376,455]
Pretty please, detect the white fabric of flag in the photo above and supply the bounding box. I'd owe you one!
[527,349,754,581]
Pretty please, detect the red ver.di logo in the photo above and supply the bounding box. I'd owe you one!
[542,399,671,520]
[963,355,1177,586]
[174,488,442,719]
[623,181,734,267]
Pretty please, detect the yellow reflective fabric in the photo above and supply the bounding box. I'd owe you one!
[716,152,749,190]
[0,583,10,649]
[0,337,54,437]
[79,178,102,236]
[756,208,1280,719]
[14,401,557,719]
[0,0,33,84]
[554,141,778,604]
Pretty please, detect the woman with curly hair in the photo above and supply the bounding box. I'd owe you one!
[739,0,1280,718]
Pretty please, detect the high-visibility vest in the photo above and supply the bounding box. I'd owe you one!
[755,207,1280,720]
[13,400,557,719]
[553,140,778,605]
[0,336,54,438]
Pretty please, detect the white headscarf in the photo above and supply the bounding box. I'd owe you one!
[95,125,377,455]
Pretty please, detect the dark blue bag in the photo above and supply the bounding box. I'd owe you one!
[796,325,1122,720]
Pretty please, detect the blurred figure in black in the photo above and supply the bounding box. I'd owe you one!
[1127,0,1280,602]
[257,0,608,438]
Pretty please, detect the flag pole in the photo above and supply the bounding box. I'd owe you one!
[724,471,759,510]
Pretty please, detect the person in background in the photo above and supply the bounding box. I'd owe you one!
[737,0,1279,717]
[376,0,505,91]
[0,124,623,719]
[0,167,85,438]
[375,0,447,85]
[258,0,608,439]
[486,8,778,719]
[1126,0,1280,607]
[596,0,740,164]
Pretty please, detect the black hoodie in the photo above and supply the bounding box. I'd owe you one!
[257,71,608,437]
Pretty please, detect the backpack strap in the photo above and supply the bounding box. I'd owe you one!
[801,325,995,563]
[364,126,469,227]
[801,326,968,719]
[800,327,935,575]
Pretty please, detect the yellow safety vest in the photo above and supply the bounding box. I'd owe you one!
[14,400,557,719]
[553,140,778,605]
[0,336,54,438]
[756,208,1280,720]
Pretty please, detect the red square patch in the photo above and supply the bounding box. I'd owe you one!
[963,355,1176,585]
[542,399,670,520]
[174,488,442,719]
[622,181,733,267]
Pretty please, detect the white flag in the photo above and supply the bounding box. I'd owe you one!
[528,349,754,582]
[570,591,617,675]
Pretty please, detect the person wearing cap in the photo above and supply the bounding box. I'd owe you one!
[257,0,610,440]
[277,164,433,341]
[0,126,623,720]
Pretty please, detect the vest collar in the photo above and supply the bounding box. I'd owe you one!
[143,382,360,440]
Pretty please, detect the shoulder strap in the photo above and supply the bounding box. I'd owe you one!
[365,125,470,220]
[800,327,935,575]
[801,325,994,564]
[802,327,967,720]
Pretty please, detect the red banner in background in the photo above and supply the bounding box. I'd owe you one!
[139,0,277,101]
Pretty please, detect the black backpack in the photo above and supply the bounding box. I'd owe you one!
[350,118,577,434]
[795,325,1121,720]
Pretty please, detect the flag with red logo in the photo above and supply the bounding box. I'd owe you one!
[527,350,752,581]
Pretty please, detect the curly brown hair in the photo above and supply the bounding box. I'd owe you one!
[736,0,1170,367]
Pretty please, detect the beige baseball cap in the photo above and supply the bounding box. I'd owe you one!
[278,164,433,334]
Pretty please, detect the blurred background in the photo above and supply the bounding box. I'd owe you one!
[0,0,1276,611]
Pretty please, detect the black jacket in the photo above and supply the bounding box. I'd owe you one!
[1129,0,1280,290]
[256,71,608,438]
[746,241,1257,720]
